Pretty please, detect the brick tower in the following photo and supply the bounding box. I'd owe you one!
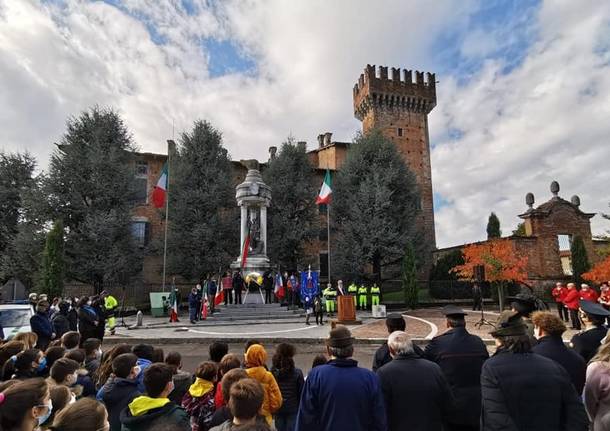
[353,64,437,254]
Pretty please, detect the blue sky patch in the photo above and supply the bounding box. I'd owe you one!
[434,193,451,211]
[203,39,257,77]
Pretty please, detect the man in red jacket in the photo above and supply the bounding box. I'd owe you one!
[563,283,581,330]
[580,284,599,303]
[552,282,569,322]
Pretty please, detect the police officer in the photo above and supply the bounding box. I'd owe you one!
[322,283,337,316]
[570,300,610,363]
[347,282,358,307]
[370,283,381,308]
[358,284,368,310]
[424,306,489,431]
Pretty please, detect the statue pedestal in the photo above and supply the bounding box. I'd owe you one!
[230,255,271,275]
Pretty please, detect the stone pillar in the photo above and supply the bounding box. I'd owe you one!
[240,205,247,251]
[261,206,267,255]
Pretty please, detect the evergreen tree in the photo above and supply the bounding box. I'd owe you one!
[512,222,526,236]
[167,120,237,280]
[263,138,317,270]
[40,220,64,298]
[486,212,501,239]
[47,106,140,292]
[402,241,418,308]
[429,249,464,281]
[571,235,590,284]
[333,130,422,282]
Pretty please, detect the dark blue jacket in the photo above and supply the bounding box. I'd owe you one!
[99,377,141,431]
[207,281,217,295]
[532,335,586,393]
[188,292,200,308]
[30,312,54,350]
[295,358,387,431]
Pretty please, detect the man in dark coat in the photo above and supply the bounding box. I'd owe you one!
[481,310,588,431]
[51,301,71,338]
[424,306,488,431]
[531,311,586,393]
[378,331,453,431]
[295,325,387,431]
[570,299,609,363]
[188,287,199,324]
[233,271,244,305]
[372,313,423,372]
[30,300,55,350]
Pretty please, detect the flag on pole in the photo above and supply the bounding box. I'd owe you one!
[152,163,169,208]
[169,292,178,322]
[214,278,224,306]
[316,169,332,205]
[201,295,208,320]
[241,223,251,269]
[274,272,285,299]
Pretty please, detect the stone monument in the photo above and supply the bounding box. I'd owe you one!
[231,160,272,274]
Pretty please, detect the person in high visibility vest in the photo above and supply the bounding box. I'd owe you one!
[102,291,118,335]
[371,283,381,307]
[323,283,337,315]
[348,283,358,308]
[358,285,368,310]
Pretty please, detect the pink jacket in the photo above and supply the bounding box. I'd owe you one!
[585,361,610,430]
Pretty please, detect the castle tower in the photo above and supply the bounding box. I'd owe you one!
[353,64,437,251]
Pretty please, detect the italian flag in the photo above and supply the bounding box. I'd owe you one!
[152,163,168,208]
[316,169,332,204]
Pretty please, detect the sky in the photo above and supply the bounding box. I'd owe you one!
[1,0,609,248]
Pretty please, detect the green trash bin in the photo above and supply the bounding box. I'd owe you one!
[150,292,169,318]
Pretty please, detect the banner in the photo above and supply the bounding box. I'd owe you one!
[300,269,320,302]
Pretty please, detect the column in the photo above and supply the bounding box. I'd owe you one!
[240,204,247,254]
[260,205,267,256]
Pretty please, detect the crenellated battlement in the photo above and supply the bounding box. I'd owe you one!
[353,64,437,119]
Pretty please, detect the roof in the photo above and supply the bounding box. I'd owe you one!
[518,196,595,219]
[307,142,351,153]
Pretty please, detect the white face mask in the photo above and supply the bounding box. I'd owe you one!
[69,393,77,404]
[96,348,103,360]
[36,399,53,425]
[534,326,541,340]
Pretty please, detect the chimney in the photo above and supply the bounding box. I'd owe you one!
[297,141,307,152]
[317,134,324,148]
[268,146,277,161]
[323,132,332,146]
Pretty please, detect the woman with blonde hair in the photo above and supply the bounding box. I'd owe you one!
[14,332,38,349]
[585,337,610,429]
[244,344,282,425]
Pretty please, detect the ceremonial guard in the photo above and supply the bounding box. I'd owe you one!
[552,282,569,322]
[322,284,337,317]
[424,306,489,431]
[370,283,381,308]
[564,283,582,330]
[347,282,358,307]
[580,283,599,302]
[570,300,610,363]
[599,283,610,310]
[358,285,368,310]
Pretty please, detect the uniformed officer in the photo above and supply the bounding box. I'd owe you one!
[570,300,610,363]
[370,283,381,308]
[507,293,538,343]
[358,284,368,310]
[347,282,358,307]
[322,283,337,316]
[424,305,489,431]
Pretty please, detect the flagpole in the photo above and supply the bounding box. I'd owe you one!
[161,140,174,292]
[327,201,331,286]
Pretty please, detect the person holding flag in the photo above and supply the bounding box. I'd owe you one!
[168,286,180,323]
[274,271,285,303]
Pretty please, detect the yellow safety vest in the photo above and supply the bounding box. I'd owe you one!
[105,295,118,310]
[358,287,368,295]
[348,284,358,294]
[371,286,380,296]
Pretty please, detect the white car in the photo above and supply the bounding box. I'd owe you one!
[0,303,33,339]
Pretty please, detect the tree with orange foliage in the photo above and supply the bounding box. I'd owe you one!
[452,239,528,310]
[583,255,610,284]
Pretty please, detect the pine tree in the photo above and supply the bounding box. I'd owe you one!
[167,120,237,280]
[512,222,526,236]
[40,220,64,298]
[487,212,501,239]
[333,130,422,282]
[402,241,418,308]
[571,235,590,284]
[429,249,464,281]
[263,138,318,270]
[48,106,141,292]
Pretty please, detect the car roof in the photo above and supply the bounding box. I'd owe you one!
[0,304,32,310]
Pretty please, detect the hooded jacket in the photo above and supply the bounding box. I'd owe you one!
[182,378,216,431]
[100,377,141,431]
[120,396,190,431]
[245,366,282,424]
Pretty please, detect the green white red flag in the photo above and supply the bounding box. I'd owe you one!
[316,169,332,205]
[152,163,168,208]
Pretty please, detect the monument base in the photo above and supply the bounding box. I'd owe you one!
[230,255,272,275]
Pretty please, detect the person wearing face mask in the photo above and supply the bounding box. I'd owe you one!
[50,397,110,431]
[76,297,99,347]
[0,378,53,431]
[531,311,586,394]
[49,358,81,389]
[120,363,190,431]
[31,300,56,351]
[98,353,141,431]
[46,385,75,427]
[2,348,44,380]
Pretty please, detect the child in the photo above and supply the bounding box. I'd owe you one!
[314,296,324,326]
[304,296,313,326]
[182,361,218,431]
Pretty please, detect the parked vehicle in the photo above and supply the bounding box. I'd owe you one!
[0,303,33,339]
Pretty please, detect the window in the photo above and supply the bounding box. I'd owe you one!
[397,127,403,137]
[560,256,573,275]
[135,161,148,178]
[557,234,571,251]
[558,235,573,275]
[133,178,148,205]
[131,221,149,248]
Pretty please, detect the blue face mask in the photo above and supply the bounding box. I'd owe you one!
[37,357,47,373]
[37,399,53,425]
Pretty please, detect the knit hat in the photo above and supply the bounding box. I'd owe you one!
[245,344,267,367]
[490,310,527,337]
[327,325,354,348]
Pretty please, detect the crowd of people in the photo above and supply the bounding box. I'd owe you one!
[6,281,610,430]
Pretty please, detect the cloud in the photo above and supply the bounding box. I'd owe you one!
[0,0,609,248]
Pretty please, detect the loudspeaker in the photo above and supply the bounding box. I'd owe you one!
[474,265,486,282]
